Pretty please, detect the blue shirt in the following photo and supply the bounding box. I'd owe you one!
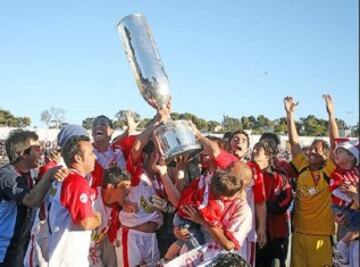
[0,164,33,264]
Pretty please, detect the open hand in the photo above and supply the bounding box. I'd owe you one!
[284,96,298,113]
[340,182,358,196]
[53,166,69,182]
[182,205,203,225]
[125,111,141,133]
[48,148,62,163]
[322,94,334,115]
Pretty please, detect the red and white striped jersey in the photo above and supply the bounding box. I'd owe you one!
[214,149,265,242]
[330,167,359,208]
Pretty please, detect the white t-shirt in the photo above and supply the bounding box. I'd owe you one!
[119,172,163,228]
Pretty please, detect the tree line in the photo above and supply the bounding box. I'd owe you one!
[0,109,31,128]
[0,108,358,137]
[82,110,358,137]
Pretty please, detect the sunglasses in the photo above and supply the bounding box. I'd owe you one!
[24,145,42,154]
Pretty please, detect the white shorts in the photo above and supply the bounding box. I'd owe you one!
[24,220,48,267]
[115,228,160,267]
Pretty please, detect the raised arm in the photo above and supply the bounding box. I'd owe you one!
[131,122,159,163]
[131,106,171,163]
[323,94,339,151]
[112,111,141,144]
[284,96,302,157]
[152,157,181,207]
[188,121,220,158]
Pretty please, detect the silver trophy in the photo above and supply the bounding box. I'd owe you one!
[117,13,202,161]
[117,13,170,109]
[152,120,203,162]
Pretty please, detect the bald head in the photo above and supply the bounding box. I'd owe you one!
[226,160,252,187]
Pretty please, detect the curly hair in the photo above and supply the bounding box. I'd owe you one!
[254,140,277,161]
[5,130,39,164]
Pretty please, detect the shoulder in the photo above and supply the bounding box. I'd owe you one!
[0,164,18,184]
[63,172,88,188]
[0,164,16,175]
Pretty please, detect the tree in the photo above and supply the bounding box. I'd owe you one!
[192,117,207,131]
[240,116,251,130]
[170,112,181,121]
[51,107,66,128]
[40,107,66,128]
[300,115,327,136]
[179,112,193,121]
[240,116,258,130]
[207,120,221,133]
[114,110,141,130]
[17,117,31,128]
[138,118,152,130]
[335,118,348,130]
[256,115,274,132]
[0,109,31,127]
[274,117,287,134]
[82,117,95,130]
[177,112,207,131]
[40,110,51,127]
[352,123,359,137]
[222,115,242,132]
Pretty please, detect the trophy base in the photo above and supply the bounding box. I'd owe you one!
[164,144,202,164]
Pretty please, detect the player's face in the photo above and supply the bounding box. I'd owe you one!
[78,141,96,174]
[229,133,249,159]
[103,181,131,207]
[306,142,325,166]
[251,144,268,163]
[23,139,43,169]
[92,118,113,143]
[334,147,354,166]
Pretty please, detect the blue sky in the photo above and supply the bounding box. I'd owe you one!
[0,0,358,127]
